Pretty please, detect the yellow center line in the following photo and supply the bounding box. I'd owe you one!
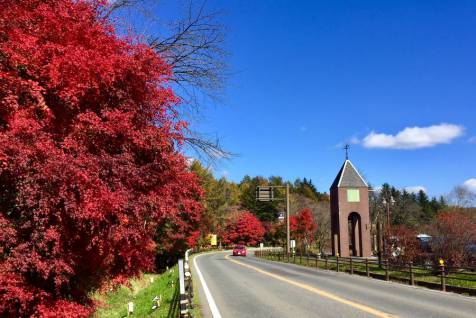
[225,254,397,318]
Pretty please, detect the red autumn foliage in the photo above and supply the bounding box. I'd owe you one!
[262,221,286,246]
[222,211,265,246]
[385,225,421,264]
[290,208,318,249]
[430,211,476,267]
[0,1,202,317]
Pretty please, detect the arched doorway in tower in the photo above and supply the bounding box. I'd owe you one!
[348,212,362,257]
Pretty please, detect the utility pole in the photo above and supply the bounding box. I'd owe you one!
[381,195,394,263]
[256,185,291,255]
[377,220,382,266]
[286,183,290,255]
[386,201,391,230]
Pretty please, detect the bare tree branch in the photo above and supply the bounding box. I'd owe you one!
[105,0,232,163]
[102,0,141,19]
[148,0,227,104]
[184,132,235,166]
[448,186,476,208]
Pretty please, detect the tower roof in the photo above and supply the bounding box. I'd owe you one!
[331,160,368,189]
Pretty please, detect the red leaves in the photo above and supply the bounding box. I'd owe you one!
[290,208,318,248]
[385,225,421,264]
[431,211,476,267]
[35,300,93,318]
[0,0,202,316]
[222,211,265,246]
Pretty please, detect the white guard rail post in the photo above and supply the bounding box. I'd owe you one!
[179,249,194,317]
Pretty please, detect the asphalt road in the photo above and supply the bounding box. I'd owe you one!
[192,250,476,318]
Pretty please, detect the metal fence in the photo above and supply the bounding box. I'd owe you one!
[255,249,476,296]
[178,249,194,318]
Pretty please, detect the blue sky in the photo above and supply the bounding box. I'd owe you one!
[127,1,476,197]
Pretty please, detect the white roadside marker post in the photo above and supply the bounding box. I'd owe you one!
[127,302,134,315]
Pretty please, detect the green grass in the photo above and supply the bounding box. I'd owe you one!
[92,267,180,318]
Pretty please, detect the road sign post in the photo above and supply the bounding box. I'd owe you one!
[286,183,290,255]
[256,185,291,254]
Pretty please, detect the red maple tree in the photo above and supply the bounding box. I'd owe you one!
[430,211,476,267]
[0,1,202,316]
[222,211,265,246]
[262,221,286,246]
[385,225,421,264]
[290,208,318,249]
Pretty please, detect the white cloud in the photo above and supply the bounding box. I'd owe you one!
[468,136,476,144]
[221,170,229,178]
[371,186,382,193]
[185,157,196,167]
[335,136,360,149]
[463,178,476,193]
[404,186,427,194]
[362,123,464,149]
[349,136,360,144]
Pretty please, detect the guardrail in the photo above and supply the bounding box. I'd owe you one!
[178,249,194,318]
[255,249,476,296]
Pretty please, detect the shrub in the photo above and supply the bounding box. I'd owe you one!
[430,211,476,267]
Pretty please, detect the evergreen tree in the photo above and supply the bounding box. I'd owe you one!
[239,176,279,222]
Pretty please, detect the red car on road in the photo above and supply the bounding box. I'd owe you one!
[232,245,247,256]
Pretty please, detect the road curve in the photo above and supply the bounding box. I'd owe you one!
[192,250,476,318]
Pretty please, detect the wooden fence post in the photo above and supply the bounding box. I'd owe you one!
[350,257,354,275]
[409,261,414,286]
[366,258,370,277]
[325,255,329,270]
[440,263,446,292]
[336,256,340,272]
[385,259,389,281]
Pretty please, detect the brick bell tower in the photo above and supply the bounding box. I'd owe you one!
[330,159,371,257]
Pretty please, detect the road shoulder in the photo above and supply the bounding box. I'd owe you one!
[191,251,224,318]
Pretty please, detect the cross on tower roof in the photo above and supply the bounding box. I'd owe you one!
[344,144,350,160]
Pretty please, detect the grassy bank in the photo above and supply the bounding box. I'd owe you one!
[92,267,179,318]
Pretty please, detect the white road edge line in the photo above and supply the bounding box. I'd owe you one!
[193,253,223,318]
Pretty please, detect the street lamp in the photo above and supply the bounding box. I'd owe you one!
[374,193,395,266]
[382,196,395,231]
[381,196,395,260]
